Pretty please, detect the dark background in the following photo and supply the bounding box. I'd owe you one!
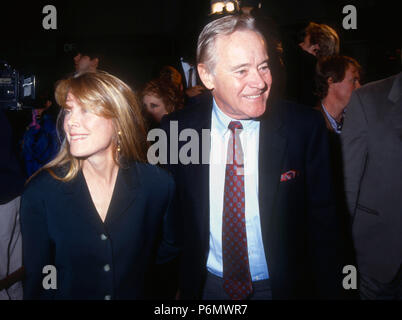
[1,0,401,93]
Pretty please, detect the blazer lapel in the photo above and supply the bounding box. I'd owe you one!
[61,170,105,234]
[187,101,212,245]
[388,73,402,128]
[60,165,140,232]
[104,164,140,226]
[258,106,287,244]
[388,72,402,104]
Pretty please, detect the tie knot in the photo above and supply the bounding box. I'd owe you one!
[228,121,243,132]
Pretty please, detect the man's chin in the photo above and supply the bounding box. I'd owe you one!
[246,105,267,119]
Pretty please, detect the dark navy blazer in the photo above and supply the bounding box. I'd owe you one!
[20,162,178,300]
[161,96,345,299]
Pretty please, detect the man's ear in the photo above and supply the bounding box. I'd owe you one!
[92,58,99,69]
[311,43,320,56]
[197,63,214,90]
[327,76,334,85]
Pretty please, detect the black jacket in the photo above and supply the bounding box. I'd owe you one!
[20,162,179,299]
[160,96,345,299]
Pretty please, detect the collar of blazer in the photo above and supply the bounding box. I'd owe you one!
[388,72,402,103]
[60,163,141,228]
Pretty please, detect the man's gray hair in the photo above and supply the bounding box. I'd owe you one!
[197,14,265,72]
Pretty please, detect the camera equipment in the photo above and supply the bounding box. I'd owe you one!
[0,60,36,110]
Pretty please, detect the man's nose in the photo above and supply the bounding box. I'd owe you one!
[249,69,268,89]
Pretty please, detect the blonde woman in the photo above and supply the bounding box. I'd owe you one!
[20,71,178,300]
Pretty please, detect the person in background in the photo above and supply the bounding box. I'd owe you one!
[314,55,362,300]
[315,55,361,134]
[20,71,179,299]
[73,47,100,74]
[159,65,184,93]
[22,91,59,178]
[341,71,402,300]
[141,77,184,128]
[299,22,340,59]
[0,109,25,300]
[283,22,340,107]
[176,35,206,101]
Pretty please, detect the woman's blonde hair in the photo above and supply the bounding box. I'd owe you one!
[43,70,148,182]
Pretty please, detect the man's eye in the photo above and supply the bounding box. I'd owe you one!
[236,69,247,75]
[259,64,270,72]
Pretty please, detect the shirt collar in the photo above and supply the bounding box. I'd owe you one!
[180,58,191,72]
[321,103,343,134]
[212,98,258,136]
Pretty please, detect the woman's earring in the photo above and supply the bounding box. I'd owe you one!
[117,131,122,153]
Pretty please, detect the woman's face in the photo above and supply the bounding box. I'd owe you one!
[143,93,168,123]
[63,92,115,161]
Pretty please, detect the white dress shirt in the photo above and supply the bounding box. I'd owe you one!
[207,99,269,281]
[322,103,343,134]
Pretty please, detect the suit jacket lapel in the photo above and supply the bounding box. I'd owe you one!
[186,101,212,246]
[104,164,140,226]
[61,170,105,234]
[388,72,402,104]
[60,165,140,232]
[258,105,287,246]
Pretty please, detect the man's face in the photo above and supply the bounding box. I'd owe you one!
[73,53,98,73]
[331,64,361,108]
[198,30,272,119]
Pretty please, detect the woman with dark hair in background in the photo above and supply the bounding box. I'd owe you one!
[20,71,179,300]
[141,76,184,128]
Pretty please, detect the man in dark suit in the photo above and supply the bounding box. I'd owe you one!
[314,55,362,299]
[160,14,344,300]
[341,71,402,299]
[175,35,206,102]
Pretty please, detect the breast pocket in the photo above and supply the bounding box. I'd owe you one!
[352,203,381,242]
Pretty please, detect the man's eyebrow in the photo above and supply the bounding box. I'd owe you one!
[258,59,270,66]
[230,63,250,71]
[230,59,270,72]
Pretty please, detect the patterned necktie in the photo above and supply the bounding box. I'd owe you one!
[222,121,253,300]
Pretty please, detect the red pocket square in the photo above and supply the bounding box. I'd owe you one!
[280,170,298,182]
